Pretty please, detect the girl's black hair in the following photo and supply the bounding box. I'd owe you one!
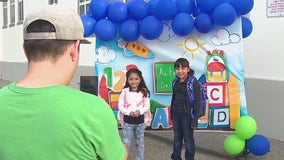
[124,68,150,98]
[174,58,189,68]
[174,58,195,76]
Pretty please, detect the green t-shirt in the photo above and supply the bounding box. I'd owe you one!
[0,83,126,160]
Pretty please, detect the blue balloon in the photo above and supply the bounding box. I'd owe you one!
[140,16,163,40]
[90,0,109,20]
[148,0,159,15]
[241,16,253,38]
[81,14,96,37]
[247,134,270,156]
[212,3,237,26]
[228,0,254,15]
[171,13,194,36]
[196,0,226,13]
[193,5,202,17]
[154,0,177,21]
[94,19,116,41]
[194,13,213,34]
[81,15,96,37]
[175,0,194,14]
[119,19,140,42]
[107,1,128,23]
[127,0,149,21]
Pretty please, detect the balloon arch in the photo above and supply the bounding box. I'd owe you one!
[81,0,254,41]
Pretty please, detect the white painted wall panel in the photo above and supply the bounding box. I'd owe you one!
[1,1,96,66]
[244,1,284,81]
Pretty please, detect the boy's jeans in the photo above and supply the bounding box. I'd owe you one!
[122,122,146,160]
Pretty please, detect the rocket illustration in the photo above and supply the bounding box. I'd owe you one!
[117,39,155,59]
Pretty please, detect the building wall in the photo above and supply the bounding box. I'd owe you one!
[242,1,284,141]
[1,1,284,141]
[244,1,284,81]
[0,62,95,89]
[0,0,96,65]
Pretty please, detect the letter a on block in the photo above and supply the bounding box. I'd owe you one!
[151,108,171,129]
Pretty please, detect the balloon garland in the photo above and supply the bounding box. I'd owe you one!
[81,0,254,41]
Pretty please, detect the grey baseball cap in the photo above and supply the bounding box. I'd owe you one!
[23,5,91,44]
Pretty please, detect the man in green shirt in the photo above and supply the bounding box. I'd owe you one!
[0,5,127,160]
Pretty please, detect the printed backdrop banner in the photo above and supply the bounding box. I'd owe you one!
[95,18,247,130]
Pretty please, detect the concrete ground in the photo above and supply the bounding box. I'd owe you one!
[1,80,282,159]
[125,130,284,160]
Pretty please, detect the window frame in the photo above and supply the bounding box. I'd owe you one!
[2,2,8,28]
[48,0,58,5]
[9,0,15,27]
[17,0,24,25]
[78,0,90,16]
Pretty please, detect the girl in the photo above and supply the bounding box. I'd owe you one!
[118,68,152,160]
[170,58,201,160]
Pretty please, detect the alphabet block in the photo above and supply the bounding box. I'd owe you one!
[210,106,230,128]
[206,82,227,106]
[151,108,172,129]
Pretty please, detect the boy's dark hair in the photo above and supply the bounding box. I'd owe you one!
[23,20,74,63]
[124,69,150,98]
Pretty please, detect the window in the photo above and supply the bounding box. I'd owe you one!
[2,2,8,28]
[17,0,24,24]
[80,76,98,96]
[48,0,58,4]
[78,0,90,15]
[9,0,15,27]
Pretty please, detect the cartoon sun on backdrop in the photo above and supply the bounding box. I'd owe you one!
[177,35,206,59]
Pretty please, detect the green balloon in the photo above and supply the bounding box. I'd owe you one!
[224,134,245,155]
[235,116,257,140]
